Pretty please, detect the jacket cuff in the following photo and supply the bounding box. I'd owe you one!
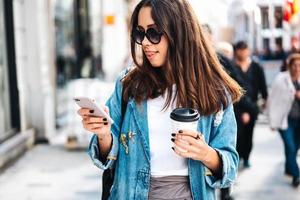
[88,133,119,170]
[205,148,236,188]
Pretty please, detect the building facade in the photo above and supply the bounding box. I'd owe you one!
[228,0,300,58]
[0,0,130,168]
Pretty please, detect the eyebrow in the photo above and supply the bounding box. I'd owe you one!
[137,23,157,29]
[147,24,156,28]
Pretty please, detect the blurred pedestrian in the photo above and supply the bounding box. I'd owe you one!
[216,42,234,60]
[281,36,300,72]
[233,41,268,168]
[267,53,300,188]
[77,0,243,199]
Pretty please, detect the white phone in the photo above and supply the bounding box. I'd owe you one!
[74,97,114,124]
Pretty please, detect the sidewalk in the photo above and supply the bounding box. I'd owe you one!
[0,121,299,199]
[231,121,300,200]
[0,145,101,200]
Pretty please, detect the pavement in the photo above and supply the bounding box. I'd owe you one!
[0,118,299,200]
[230,120,300,200]
[0,145,101,200]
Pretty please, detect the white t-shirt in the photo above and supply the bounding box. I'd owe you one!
[147,92,188,177]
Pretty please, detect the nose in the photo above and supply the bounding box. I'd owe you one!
[141,35,151,46]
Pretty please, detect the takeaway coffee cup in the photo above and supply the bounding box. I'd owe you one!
[170,108,200,133]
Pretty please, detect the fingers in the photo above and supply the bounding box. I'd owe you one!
[83,116,108,123]
[83,121,110,135]
[175,129,202,140]
[77,108,93,116]
[172,145,197,159]
[174,130,204,144]
[82,117,109,129]
[104,105,109,114]
[171,130,207,160]
[83,122,107,130]
[173,138,200,153]
[77,108,109,123]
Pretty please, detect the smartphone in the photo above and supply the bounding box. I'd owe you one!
[74,97,114,124]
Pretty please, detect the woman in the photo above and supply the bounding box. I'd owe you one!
[267,53,300,188]
[78,0,242,199]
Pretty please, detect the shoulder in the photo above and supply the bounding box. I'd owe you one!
[119,64,136,80]
[116,64,137,87]
[251,61,264,70]
[271,72,290,89]
[275,71,289,81]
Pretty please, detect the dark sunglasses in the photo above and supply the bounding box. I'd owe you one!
[132,27,163,45]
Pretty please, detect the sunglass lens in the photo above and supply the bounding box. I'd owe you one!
[147,28,161,44]
[133,29,144,44]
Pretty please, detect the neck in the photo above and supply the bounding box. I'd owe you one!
[290,72,299,82]
[236,57,250,64]
[236,58,251,72]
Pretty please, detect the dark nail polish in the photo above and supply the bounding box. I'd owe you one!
[104,122,108,125]
[171,133,176,137]
[171,138,175,142]
[89,110,94,113]
[103,118,107,122]
[178,130,183,133]
[171,147,175,151]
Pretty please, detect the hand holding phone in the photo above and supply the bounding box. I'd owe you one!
[74,97,114,124]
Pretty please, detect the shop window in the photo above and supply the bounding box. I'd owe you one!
[0,0,19,143]
[262,38,272,60]
[274,37,285,59]
[261,7,269,29]
[274,6,283,28]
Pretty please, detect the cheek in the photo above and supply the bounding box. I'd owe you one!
[158,38,168,58]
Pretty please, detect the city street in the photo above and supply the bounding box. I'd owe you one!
[231,119,300,200]
[0,145,101,200]
[0,117,299,200]
[1,0,300,199]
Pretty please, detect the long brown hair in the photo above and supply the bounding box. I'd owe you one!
[123,0,242,115]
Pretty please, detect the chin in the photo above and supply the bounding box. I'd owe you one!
[151,64,163,68]
[150,61,164,68]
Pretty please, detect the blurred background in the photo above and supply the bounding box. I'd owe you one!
[0,0,299,199]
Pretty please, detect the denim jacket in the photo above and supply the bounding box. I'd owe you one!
[88,70,239,200]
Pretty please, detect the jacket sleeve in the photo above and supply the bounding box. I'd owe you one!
[258,64,268,100]
[88,71,125,170]
[235,95,259,117]
[266,73,294,129]
[205,103,239,188]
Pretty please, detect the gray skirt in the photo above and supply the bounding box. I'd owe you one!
[148,176,193,200]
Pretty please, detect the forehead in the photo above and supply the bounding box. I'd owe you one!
[236,48,249,53]
[138,6,155,29]
[292,59,300,65]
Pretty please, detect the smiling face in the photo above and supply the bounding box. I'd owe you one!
[137,6,168,67]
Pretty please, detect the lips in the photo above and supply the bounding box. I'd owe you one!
[145,51,158,60]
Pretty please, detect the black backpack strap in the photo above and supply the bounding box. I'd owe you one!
[120,67,130,123]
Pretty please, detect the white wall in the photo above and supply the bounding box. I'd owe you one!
[102,0,130,81]
[188,0,233,42]
[13,0,56,140]
[89,0,103,58]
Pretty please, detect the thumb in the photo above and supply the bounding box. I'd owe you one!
[104,106,109,114]
[100,103,110,114]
